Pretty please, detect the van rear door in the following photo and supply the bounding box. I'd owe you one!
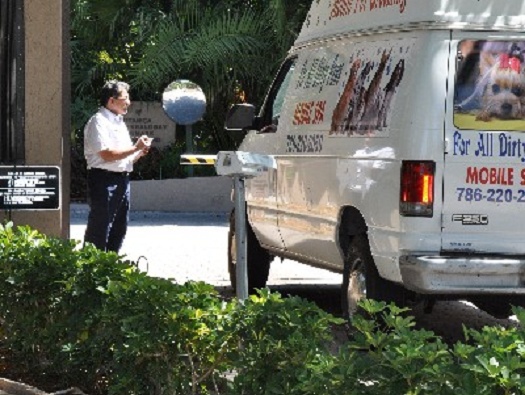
[443,34,525,254]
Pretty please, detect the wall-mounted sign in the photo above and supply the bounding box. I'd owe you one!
[124,102,177,149]
[0,166,60,210]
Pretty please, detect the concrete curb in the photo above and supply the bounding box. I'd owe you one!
[70,203,229,222]
[0,378,85,395]
[0,378,46,395]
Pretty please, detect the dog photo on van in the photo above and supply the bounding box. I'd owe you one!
[377,59,405,128]
[454,40,525,131]
[330,58,362,134]
[355,49,391,134]
[330,43,409,137]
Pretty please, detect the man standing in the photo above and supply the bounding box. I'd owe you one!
[83,80,151,253]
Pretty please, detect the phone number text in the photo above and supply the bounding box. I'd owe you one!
[456,187,525,203]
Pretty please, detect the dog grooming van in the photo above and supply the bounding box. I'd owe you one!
[226,0,525,319]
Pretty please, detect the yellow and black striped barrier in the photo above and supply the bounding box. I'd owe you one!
[181,151,276,177]
[180,154,217,165]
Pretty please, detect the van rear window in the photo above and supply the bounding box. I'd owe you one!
[454,40,525,131]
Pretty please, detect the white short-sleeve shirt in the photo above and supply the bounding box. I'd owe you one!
[84,107,138,173]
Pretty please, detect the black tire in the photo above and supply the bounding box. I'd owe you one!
[341,233,407,321]
[470,297,514,319]
[228,210,271,293]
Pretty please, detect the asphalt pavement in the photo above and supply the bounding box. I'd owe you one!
[70,205,521,342]
[69,204,341,288]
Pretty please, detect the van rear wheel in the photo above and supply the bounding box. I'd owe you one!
[341,233,406,321]
[470,297,514,319]
[228,210,271,293]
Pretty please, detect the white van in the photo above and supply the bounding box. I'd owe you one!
[225,0,525,319]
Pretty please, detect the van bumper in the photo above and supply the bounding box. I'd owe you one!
[399,255,525,294]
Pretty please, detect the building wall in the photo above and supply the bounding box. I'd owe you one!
[3,0,70,238]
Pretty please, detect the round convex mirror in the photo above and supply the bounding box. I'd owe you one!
[162,79,206,125]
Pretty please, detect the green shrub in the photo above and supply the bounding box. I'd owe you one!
[452,309,525,395]
[228,289,343,395]
[0,222,137,388]
[344,300,456,394]
[98,276,237,394]
[2,222,525,395]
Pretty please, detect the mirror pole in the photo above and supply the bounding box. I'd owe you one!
[185,124,194,177]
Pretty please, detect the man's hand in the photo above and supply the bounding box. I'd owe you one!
[135,135,153,151]
[133,135,153,161]
[99,135,153,162]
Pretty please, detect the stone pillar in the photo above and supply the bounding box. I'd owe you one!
[5,0,70,238]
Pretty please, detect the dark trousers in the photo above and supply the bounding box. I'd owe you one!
[84,168,130,253]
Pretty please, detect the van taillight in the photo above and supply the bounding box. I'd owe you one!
[400,161,435,217]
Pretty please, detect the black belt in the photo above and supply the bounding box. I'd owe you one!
[89,168,130,177]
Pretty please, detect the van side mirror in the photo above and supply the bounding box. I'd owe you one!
[225,104,256,132]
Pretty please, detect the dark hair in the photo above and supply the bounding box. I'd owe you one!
[100,80,130,107]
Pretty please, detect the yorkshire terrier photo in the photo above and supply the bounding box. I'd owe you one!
[475,42,525,121]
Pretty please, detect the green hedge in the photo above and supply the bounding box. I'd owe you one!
[0,222,524,394]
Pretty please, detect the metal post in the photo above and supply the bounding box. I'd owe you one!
[234,176,248,300]
[185,124,194,177]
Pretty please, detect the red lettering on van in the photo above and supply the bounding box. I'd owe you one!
[293,101,326,126]
[521,169,525,185]
[466,167,478,184]
[293,103,303,125]
[330,0,369,18]
[330,0,353,18]
[292,101,313,125]
[370,0,406,13]
[466,166,514,185]
[302,102,313,125]
[331,0,406,18]
[313,100,326,125]
[355,0,367,13]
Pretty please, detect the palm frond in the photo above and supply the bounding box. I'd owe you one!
[184,9,268,71]
[128,19,188,92]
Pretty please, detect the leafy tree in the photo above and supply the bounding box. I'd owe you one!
[70,0,310,194]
